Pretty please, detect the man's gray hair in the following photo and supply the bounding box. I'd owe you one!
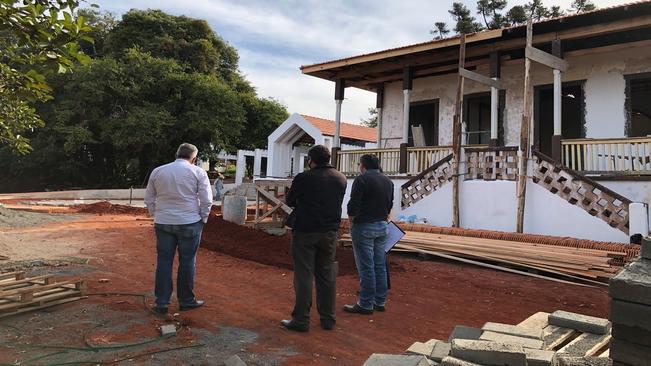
[176,143,199,160]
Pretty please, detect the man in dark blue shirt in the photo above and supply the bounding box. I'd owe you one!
[344,154,394,315]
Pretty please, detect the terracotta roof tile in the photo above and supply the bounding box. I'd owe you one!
[301,114,377,142]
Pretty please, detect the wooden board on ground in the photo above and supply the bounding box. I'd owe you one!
[0,273,84,319]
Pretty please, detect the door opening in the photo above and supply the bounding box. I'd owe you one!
[409,99,439,146]
[534,82,585,156]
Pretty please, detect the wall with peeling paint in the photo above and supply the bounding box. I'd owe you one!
[380,46,651,147]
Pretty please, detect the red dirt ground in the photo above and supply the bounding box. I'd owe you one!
[73,201,149,215]
[0,204,611,365]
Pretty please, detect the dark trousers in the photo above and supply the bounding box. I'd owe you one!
[291,230,337,327]
[154,220,204,307]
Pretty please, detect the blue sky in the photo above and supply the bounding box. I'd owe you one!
[92,0,624,124]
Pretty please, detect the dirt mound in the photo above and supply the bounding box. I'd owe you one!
[74,201,149,215]
[201,214,404,276]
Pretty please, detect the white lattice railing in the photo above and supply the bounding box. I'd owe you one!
[337,148,401,175]
[561,137,651,174]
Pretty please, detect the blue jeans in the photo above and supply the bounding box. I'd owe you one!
[154,220,204,307]
[350,221,388,310]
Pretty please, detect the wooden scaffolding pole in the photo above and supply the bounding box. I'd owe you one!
[452,34,466,228]
[516,21,534,233]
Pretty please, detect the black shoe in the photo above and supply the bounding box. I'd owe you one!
[280,319,309,332]
[179,300,204,311]
[152,306,168,314]
[373,304,386,312]
[343,304,373,315]
[320,320,336,331]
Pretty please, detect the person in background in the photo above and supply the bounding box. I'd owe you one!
[344,154,394,315]
[214,173,224,201]
[281,145,347,332]
[144,143,213,314]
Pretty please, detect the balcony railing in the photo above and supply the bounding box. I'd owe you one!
[561,137,651,174]
[337,145,483,176]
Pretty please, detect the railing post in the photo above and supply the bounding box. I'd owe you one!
[331,147,340,169]
[399,143,408,174]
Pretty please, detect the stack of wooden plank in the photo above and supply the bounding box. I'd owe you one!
[0,271,84,318]
[341,230,626,283]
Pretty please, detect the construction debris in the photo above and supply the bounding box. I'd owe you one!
[223,355,248,366]
[364,310,615,366]
[363,354,431,366]
[0,271,84,319]
[160,324,177,336]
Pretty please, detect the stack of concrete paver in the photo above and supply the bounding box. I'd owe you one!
[608,236,651,366]
[363,310,614,366]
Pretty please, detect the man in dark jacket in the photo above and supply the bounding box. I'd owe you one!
[281,145,347,332]
[344,154,394,315]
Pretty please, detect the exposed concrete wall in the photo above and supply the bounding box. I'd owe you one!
[380,46,651,147]
[599,180,651,229]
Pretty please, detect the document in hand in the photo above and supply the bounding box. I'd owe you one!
[385,221,406,253]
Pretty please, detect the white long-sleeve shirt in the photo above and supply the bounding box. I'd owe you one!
[144,159,213,225]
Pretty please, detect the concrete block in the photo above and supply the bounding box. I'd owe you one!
[363,354,431,366]
[448,325,483,342]
[440,356,481,366]
[160,324,176,336]
[556,356,613,366]
[451,339,526,366]
[548,310,611,335]
[430,342,452,362]
[224,355,247,366]
[479,331,544,349]
[609,258,651,306]
[407,340,437,357]
[517,312,550,331]
[524,349,556,366]
[642,237,651,260]
[610,299,651,332]
[557,333,610,357]
[544,325,576,349]
[482,322,543,339]
[610,339,651,366]
[611,323,651,347]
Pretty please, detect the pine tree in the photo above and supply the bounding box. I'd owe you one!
[524,0,550,21]
[430,22,451,40]
[570,0,596,13]
[449,2,484,34]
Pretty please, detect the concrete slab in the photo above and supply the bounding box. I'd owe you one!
[556,356,613,366]
[548,310,611,335]
[557,333,610,357]
[524,349,557,366]
[363,354,432,366]
[479,331,544,349]
[610,339,651,366]
[482,322,543,340]
[609,258,651,306]
[610,299,651,332]
[224,355,247,366]
[407,341,437,357]
[517,312,550,331]
[642,236,651,260]
[448,325,483,342]
[451,339,526,366]
[440,356,482,366]
[611,323,651,347]
[430,342,452,362]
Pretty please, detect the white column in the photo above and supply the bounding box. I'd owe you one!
[334,99,342,148]
[630,202,649,238]
[402,89,411,144]
[376,107,383,146]
[235,150,247,185]
[253,148,263,178]
[553,69,562,136]
[490,83,499,141]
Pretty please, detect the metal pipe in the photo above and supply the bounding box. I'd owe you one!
[553,69,562,136]
[334,99,343,148]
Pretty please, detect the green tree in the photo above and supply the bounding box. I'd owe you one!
[449,2,484,34]
[0,0,92,154]
[361,108,378,128]
[525,0,550,21]
[237,95,289,150]
[430,21,451,40]
[550,5,565,17]
[570,0,596,13]
[506,5,528,25]
[77,9,117,57]
[477,0,508,29]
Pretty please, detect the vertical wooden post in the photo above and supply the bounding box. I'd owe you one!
[376,84,384,146]
[516,21,534,233]
[452,34,466,228]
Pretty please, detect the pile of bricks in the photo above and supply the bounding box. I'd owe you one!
[608,237,651,366]
[363,310,613,366]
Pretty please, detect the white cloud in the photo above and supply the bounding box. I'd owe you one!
[96,0,629,124]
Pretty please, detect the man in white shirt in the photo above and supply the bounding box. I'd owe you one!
[144,143,213,313]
